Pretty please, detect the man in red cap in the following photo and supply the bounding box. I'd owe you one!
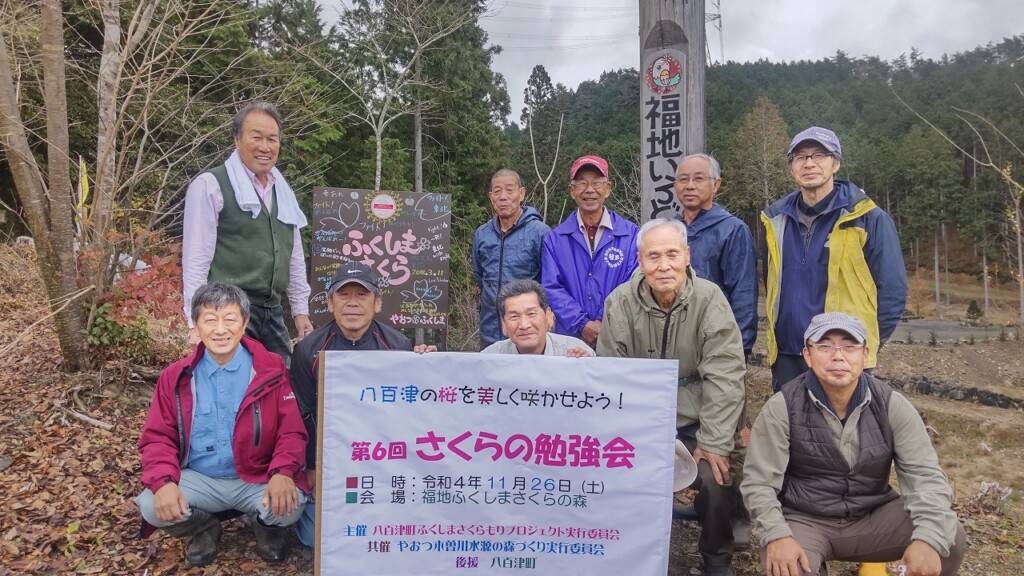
[541,155,638,348]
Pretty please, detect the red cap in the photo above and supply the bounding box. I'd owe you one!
[570,155,609,179]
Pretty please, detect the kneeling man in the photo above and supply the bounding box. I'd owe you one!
[483,279,594,357]
[742,312,965,576]
[136,283,308,567]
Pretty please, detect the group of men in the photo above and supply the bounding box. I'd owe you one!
[136,101,964,576]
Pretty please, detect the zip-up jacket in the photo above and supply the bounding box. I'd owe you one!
[472,206,550,344]
[138,336,309,494]
[597,268,746,455]
[676,205,758,353]
[542,209,638,337]
[761,181,907,367]
[290,320,412,469]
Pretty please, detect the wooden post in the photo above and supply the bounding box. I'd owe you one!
[639,0,705,222]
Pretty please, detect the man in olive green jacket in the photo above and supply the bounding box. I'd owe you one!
[598,218,746,576]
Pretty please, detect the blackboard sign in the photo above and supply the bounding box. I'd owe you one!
[309,188,451,335]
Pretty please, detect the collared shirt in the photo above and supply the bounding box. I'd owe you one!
[181,156,310,326]
[187,346,254,478]
[481,332,595,356]
[575,207,613,255]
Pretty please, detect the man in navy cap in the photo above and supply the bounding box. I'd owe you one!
[289,260,433,548]
[761,126,907,393]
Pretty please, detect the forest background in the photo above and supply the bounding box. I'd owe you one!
[0,0,1022,366]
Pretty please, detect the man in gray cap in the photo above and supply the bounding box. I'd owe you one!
[761,126,907,393]
[742,312,965,576]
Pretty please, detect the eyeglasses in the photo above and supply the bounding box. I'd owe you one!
[570,179,608,192]
[674,175,711,186]
[808,343,865,356]
[789,152,832,165]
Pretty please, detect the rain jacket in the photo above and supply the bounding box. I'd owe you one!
[761,181,906,368]
[138,336,309,494]
[542,209,638,337]
[472,206,550,344]
[597,268,746,455]
[676,205,757,353]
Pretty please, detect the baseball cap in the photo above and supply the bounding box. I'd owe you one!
[788,126,842,158]
[803,312,868,344]
[570,155,609,179]
[327,260,381,296]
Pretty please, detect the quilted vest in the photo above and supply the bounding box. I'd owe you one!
[779,374,899,519]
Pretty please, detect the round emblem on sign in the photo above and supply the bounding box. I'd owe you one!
[604,246,625,268]
[368,193,398,221]
[646,54,682,95]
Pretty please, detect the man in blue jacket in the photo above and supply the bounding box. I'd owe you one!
[674,153,757,357]
[762,127,907,396]
[472,169,551,348]
[542,155,638,349]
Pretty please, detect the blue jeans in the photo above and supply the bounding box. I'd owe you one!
[246,304,292,366]
[295,499,315,548]
[135,469,306,528]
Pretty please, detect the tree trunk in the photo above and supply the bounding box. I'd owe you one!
[414,61,423,195]
[1015,197,1024,325]
[91,0,123,293]
[933,233,942,319]
[0,1,87,370]
[374,131,383,191]
[982,252,990,320]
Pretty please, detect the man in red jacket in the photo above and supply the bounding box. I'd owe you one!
[135,283,309,567]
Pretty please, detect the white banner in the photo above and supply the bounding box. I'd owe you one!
[315,351,679,575]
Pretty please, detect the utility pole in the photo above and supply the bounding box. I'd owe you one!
[639,0,705,222]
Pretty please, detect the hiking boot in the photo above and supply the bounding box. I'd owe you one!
[252,516,289,562]
[703,565,737,576]
[162,509,222,567]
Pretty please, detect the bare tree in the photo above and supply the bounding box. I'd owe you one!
[728,96,790,219]
[527,111,563,223]
[307,0,474,191]
[895,88,1024,325]
[0,0,325,369]
[0,0,88,369]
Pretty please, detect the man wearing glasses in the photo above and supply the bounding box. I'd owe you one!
[742,312,965,576]
[674,153,757,359]
[761,127,907,394]
[541,155,638,349]
[473,169,551,349]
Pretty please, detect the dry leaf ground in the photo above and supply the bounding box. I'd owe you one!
[1,243,1021,575]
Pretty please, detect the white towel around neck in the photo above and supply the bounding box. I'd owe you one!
[223,150,308,229]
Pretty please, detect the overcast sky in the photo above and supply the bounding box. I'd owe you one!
[478,0,1023,125]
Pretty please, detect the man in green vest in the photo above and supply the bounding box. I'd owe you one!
[182,102,314,364]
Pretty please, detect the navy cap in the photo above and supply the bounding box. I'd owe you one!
[327,260,381,295]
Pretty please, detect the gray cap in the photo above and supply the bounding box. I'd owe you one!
[788,126,842,158]
[804,312,868,344]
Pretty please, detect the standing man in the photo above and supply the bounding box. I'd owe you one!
[742,312,965,576]
[674,153,757,357]
[290,260,434,548]
[762,127,907,392]
[599,218,746,576]
[472,169,550,349]
[542,155,638,349]
[183,102,314,364]
[483,279,594,357]
[136,283,308,567]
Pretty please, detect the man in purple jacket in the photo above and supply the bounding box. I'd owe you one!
[542,155,639,349]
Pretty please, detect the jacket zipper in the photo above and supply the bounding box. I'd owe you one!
[252,402,262,448]
[496,233,506,321]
